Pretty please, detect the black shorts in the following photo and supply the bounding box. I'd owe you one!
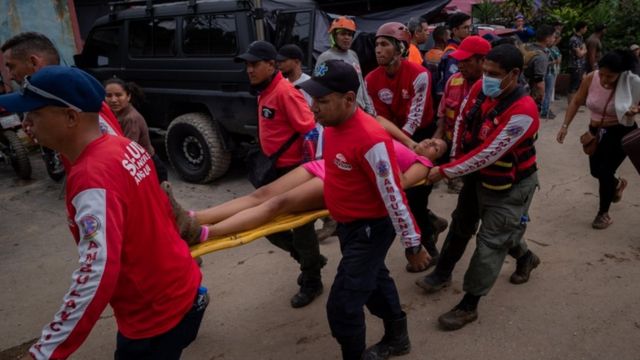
[569,67,585,93]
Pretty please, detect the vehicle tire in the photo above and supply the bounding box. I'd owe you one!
[165,112,231,183]
[4,130,31,180]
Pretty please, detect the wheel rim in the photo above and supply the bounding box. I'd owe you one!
[182,135,204,167]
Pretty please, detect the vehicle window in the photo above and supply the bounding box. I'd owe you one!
[83,26,120,67]
[129,18,176,57]
[183,14,237,56]
[272,11,311,54]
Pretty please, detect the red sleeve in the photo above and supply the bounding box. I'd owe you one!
[402,70,431,135]
[30,187,124,360]
[282,90,315,135]
[441,103,538,179]
[363,141,421,248]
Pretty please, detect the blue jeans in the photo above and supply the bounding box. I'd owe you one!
[541,72,556,115]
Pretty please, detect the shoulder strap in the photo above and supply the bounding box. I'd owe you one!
[598,87,616,126]
[269,132,300,160]
[486,86,528,119]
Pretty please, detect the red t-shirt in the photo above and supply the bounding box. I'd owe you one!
[365,59,434,136]
[443,81,539,178]
[323,108,421,248]
[30,135,201,359]
[258,72,316,168]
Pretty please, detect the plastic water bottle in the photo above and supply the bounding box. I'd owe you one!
[302,128,319,163]
[195,286,209,312]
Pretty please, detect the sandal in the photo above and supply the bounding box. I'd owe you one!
[613,177,627,203]
[592,213,613,229]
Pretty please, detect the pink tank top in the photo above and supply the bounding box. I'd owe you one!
[586,71,617,122]
[302,140,433,181]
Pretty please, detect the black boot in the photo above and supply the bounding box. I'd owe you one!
[361,313,411,359]
[291,277,323,308]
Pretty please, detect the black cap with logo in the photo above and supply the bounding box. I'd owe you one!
[234,41,277,62]
[296,60,359,97]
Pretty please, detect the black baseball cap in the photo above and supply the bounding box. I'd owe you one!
[234,41,277,62]
[296,60,359,97]
[276,44,304,61]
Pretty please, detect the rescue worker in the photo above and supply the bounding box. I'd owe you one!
[235,41,325,308]
[420,44,542,331]
[365,22,446,271]
[434,35,491,193]
[0,66,206,359]
[316,16,375,114]
[298,59,428,360]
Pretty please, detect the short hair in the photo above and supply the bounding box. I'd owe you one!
[595,23,607,32]
[486,44,524,72]
[447,12,471,30]
[1,32,60,64]
[407,17,427,35]
[536,25,556,42]
[432,25,448,43]
[574,21,588,32]
[598,49,638,73]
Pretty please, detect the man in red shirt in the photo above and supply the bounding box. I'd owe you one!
[434,35,491,193]
[235,41,325,308]
[365,22,446,271]
[0,66,205,359]
[420,44,541,331]
[299,59,429,360]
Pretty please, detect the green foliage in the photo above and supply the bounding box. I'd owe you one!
[472,0,501,24]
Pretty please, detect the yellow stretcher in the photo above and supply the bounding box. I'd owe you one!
[190,209,330,257]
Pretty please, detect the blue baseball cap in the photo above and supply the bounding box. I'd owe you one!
[0,66,105,113]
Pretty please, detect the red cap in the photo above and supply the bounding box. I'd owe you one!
[450,36,491,61]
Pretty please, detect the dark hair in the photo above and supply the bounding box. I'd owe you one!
[595,23,607,32]
[486,44,524,72]
[432,25,448,43]
[104,77,146,108]
[1,32,60,64]
[535,25,556,42]
[447,12,471,30]
[491,36,518,47]
[407,17,427,35]
[574,21,588,32]
[598,50,638,73]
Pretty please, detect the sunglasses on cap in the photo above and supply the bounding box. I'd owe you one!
[20,75,83,112]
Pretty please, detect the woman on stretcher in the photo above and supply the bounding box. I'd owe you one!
[164,138,447,247]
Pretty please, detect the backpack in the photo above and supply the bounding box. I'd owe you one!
[517,43,544,81]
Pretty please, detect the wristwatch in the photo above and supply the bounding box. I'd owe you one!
[405,245,422,255]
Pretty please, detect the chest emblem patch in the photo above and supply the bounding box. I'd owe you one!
[378,88,394,105]
[334,153,352,171]
[262,106,276,119]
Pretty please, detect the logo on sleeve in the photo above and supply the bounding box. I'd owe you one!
[334,153,352,171]
[506,125,525,137]
[261,106,276,119]
[375,160,390,178]
[378,88,393,105]
[78,214,101,240]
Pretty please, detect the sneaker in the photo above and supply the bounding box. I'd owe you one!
[592,213,613,229]
[509,251,540,284]
[438,307,478,331]
[613,177,627,203]
[415,272,451,294]
[291,282,323,308]
[316,217,337,241]
[547,110,557,119]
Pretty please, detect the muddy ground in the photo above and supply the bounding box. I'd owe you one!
[1,101,639,360]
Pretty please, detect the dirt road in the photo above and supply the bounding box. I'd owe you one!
[1,101,639,360]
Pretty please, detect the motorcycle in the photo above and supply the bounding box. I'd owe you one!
[41,146,65,181]
[0,109,32,180]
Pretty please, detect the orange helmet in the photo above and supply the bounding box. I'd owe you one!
[376,22,412,45]
[328,16,357,33]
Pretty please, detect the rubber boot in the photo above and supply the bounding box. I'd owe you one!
[361,313,411,359]
[337,333,366,360]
